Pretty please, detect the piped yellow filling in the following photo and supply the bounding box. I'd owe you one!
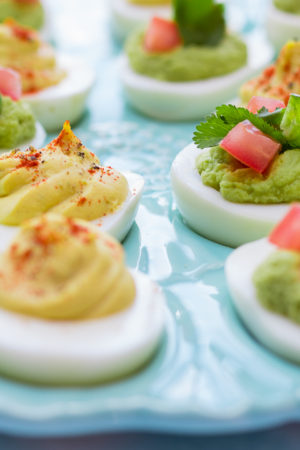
[0,214,135,320]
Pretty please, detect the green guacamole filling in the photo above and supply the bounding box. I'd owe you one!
[253,250,300,323]
[126,31,247,82]
[0,1,44,30]
[196,145,300,204]
[0,96,36,149]
[273,0,300,14]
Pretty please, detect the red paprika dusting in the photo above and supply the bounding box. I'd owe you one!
[77,197,87,206]
[66,217,89,237]
[10,243,19,257]
[15,150,42,169]
[33,223,54,248]
[16,158,39,169]
[264,65,275,79]
[103,238,121,260]
[9,244,33,272]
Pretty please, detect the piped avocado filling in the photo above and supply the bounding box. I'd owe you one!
[253,250,300,323]
[196,145,300,204]
[126,31,247,82]
[0,95,35,149]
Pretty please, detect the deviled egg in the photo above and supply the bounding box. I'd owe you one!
[0,214,165,384]
[0,67,46,151]
[171,94,300,247]
[240,40,300,106]
[0,19,94,131]
[122,0,272,121]
[266,0,300,51]
[111,0,170,41]
[0,121,143,243]
[226,204,300,363]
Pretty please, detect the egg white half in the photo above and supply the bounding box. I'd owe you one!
[0,170,144,249]
[23,54,95,132]
[111,0,171,41]
[93,170,144,241]
[121,32,273,121]
[0,269,165,385]
[0,121,46,153]
[266,3,300,52]
[171,143,289,247]
[226,238,300,363]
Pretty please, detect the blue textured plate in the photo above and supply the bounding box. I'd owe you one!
[1,0,299,438]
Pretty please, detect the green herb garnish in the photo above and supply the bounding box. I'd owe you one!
[257,106,286,128]
[193,104,288,149]
[280,94,300,147]
[173,0,225,46]
[0,95,2,115]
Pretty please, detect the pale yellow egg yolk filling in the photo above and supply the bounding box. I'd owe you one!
[0,214,135,320]
[0,121,129,226]
[0,19,65,93]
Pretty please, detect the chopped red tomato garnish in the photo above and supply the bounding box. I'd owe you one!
[144,17,182,53]
[5,18,36,41]
[220,120,281,173]
[247,96,286,114]
[0,67,22,101]
[269,205,300,251]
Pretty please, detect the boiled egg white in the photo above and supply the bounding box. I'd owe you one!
[121,32,273,121]
[1,121,46,153]
[0,170,144,249]
[111,0,170,41]
[93,170,144,242]
[171,143,289,247]
[225,238,300,363]
[266,2,300,52]
[0,266,165,384]
[23,54,95,132]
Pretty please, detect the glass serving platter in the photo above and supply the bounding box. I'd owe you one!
[1,0,299,437]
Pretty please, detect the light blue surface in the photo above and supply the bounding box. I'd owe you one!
[0,0,299,440]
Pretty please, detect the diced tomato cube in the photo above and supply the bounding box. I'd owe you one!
[220,120,281,173]
[144,17,182,53]
[0,67,22,101]
[269,205,300,251]
[5,18,36,41]
[247,96,285,114]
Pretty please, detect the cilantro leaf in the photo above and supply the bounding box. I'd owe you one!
[193,104,288,149]
[173,0,225,46]
[193,114,232,148]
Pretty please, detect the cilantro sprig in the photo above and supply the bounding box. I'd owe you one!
[193,104,289,149]
[173,0,225,46]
